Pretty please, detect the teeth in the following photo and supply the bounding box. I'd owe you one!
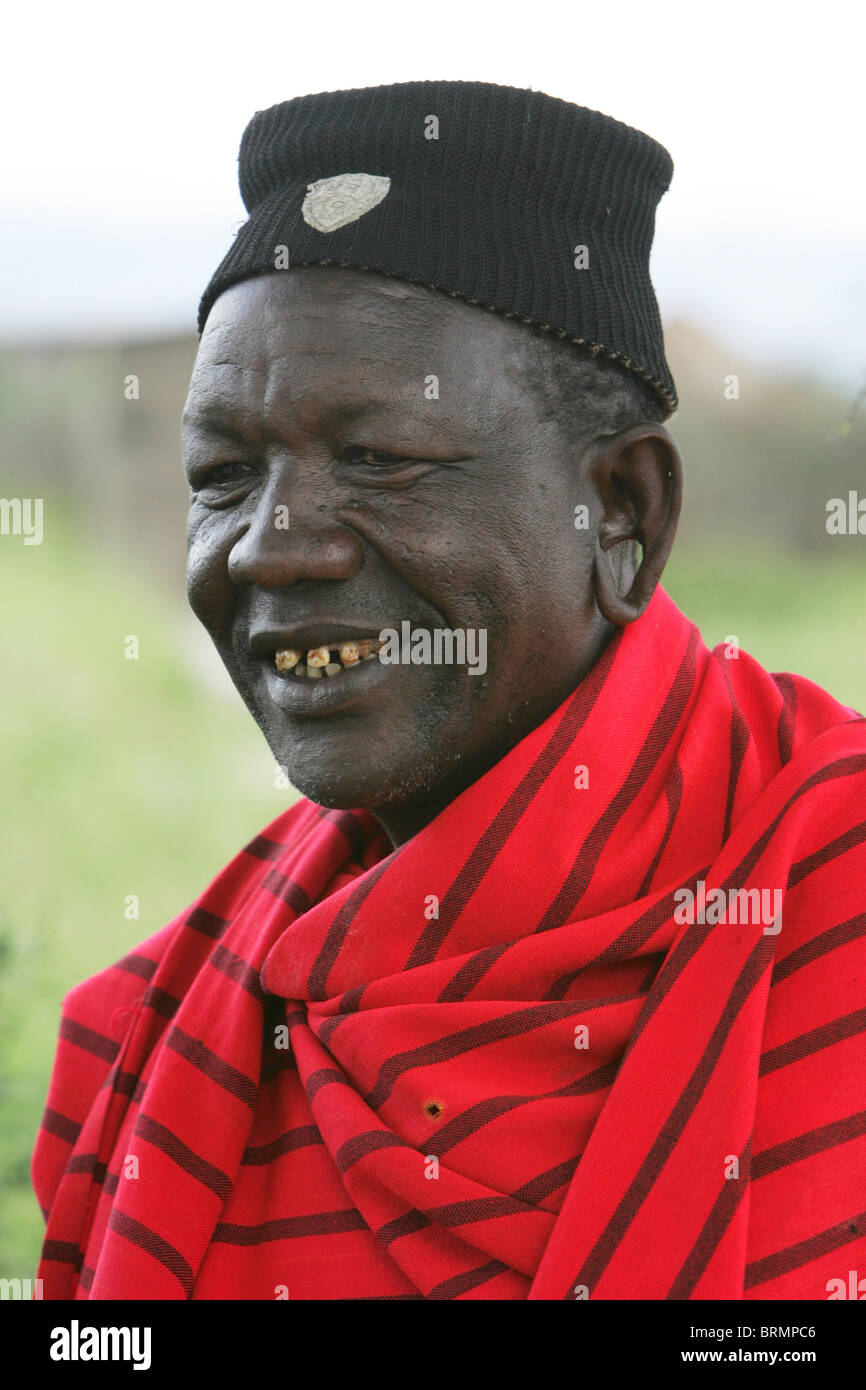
[274,636,385,679]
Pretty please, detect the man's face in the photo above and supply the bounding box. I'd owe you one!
[182,268,608,832]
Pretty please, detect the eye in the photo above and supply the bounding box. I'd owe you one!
[341,446,419,473]
[190,461,255,495]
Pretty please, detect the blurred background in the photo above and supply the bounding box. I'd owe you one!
[1,0,863,1277]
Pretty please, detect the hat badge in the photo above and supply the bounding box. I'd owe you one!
[301,172,391,233]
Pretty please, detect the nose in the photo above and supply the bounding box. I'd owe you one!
[227,471,364,587]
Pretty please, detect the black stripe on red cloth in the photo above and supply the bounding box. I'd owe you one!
[589,866,713,976]
[40,1106,82,1146]
[713,652,751,844]
[567,935,774,1297]
[431,1061,618,1157]
[374,1157,583,1249]
[405,634,621,970]
[306,858,393,1001]
[243,834,287,862]
[377,1163,576,1251]
[535,631,699,936]
[59,1016,119,1063]
[208,943,266,1001]
[376,1209,431,1247]
[542,870,709,1002]
[212,1209,368,1244]
[109,1208,194,1296]
[424,1192,549,1228]
[113,952,158,982]
[324,809,368,861]
[637,759,684,899]
[772,911,866,985]
[316,986,368,1045]
[437,943,512,1005]
[165,1025,258,1109]
[752,1109,866,1180]
[283,1007,307,1030]
[142,985,180,1020]
[759,1007,866,1077]
[744,1210,866,1290]
[427,1258,510,1299]
[666,1136,753,1300]
[305,1066,353,1101]
[334,1129,406,1172]
[624,753,866,1065]
[41,1240,82,1266]
[241,1124,324,1165]
[65,1153,108,1184]
[543,951,658,1006]
[110,1070,146,1102]
[788,819,866,889]
[134,1113,232,1201]
[511,1154,581,1205]
[774,673,799,767]
[363,998,629,1112]
[262,869,312,915]
[185,906,229,939]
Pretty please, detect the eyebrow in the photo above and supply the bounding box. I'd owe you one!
[181,415,251,445]
[186,391,406,424]
[181,392,456,448]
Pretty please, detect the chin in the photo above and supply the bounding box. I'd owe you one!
[274,746,397,812]
[289,770,375,810]
[276,740,453,816]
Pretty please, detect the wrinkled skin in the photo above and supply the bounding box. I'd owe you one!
[183,268,682,845]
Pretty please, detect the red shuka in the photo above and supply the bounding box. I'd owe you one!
[32,588,866,1299]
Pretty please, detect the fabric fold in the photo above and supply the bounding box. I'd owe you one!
[33,586,866,1299]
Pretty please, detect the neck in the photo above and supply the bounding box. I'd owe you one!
[373,622,616,847]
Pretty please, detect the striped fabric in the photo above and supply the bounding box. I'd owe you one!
[32,587,866,1299]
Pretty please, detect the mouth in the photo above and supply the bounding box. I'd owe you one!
[249,624,395,718]
[274,637,384,680]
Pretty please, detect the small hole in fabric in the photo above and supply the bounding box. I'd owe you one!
[424,1100,444,1120]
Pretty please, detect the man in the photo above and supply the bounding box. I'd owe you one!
[33,81,866,1300]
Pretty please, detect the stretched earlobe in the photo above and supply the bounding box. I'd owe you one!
[589,424,683,627]
[594,544,650,626]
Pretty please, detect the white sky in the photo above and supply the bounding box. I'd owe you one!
[2,0,864,390]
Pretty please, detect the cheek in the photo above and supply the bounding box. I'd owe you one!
[185,512,236,633]
[376,489,514,605]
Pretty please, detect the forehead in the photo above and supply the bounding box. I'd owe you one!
[184,268,532,433]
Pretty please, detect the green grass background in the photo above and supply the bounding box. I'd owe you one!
[1,512,863,1276]
[0,514,287,1275]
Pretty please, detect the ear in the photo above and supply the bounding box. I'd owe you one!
[589,423,683,626]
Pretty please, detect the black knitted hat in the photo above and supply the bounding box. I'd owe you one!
[198,80,677,413]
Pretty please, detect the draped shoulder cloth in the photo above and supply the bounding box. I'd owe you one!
[33,588,866,1299]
